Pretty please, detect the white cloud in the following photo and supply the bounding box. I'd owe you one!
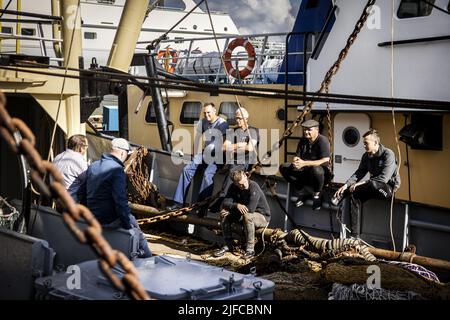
[200,0,300,36]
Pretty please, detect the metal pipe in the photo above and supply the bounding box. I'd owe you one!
[107,0,149,73]
[15,0,20,54]
[145,54,172,151]
[51,0,62,61]
[368,247,450,272]
[60,0,82,69]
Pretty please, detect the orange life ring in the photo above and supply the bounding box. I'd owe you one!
[222,37,256,79]
[157,48,178,73]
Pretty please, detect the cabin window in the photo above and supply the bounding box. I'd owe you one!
[84,32,97,39]
[224,27,228,31]
[21,28,36,36]
[156,0,186,10]
[97,0,115,4]
[1,26,13,34]
[174,37,184,43]
[193,25,198,30]
[306,0,320,9]
[145,102,157,123]
[145,102,170,124]
[180,101,202,124]
[219,102,239,125]
[397,0,435,18]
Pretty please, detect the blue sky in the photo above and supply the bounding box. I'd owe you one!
[195,0,301,35]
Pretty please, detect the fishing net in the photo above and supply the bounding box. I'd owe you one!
[328,283,424,300]
[0,196,19,230]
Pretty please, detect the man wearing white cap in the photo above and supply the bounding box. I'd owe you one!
[84,138,152,258]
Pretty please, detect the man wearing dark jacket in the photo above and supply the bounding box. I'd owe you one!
[85,138,152,258]
[333,129,401,238]
[214,170,270,259]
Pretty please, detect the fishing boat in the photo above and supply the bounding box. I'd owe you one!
[0,0,449,301]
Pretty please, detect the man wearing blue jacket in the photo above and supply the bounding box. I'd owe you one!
[333,129,401,238]
[85,138,151,258]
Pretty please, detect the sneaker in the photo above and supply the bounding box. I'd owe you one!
[294,196,304,207]
[213,246,231,257]
[312,196,321,211]
[242,250,255,260]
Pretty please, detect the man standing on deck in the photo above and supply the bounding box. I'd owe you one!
[333,129,401,238]
[169,102,229,210]
[53,134,89,203]
[279,119,332,210]
[84,138,152,258]
[214,170,270,259]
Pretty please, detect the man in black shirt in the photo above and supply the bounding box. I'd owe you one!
[279,119,331,210]
[214,170,270,259]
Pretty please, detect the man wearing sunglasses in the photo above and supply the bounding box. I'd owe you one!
[84,138,152,258]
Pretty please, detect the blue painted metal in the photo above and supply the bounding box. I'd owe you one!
[102,105,119,131]
[277,0,336,85]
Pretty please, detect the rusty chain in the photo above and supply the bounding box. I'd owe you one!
[0,91,151,300]
[261,0,376,162]
[136,190,221,225]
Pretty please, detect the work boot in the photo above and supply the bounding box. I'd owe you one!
[213,246,231,257]
[242,250,255,260]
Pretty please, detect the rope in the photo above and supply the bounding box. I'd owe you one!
[389,0,402,252]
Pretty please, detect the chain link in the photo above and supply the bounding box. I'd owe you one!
[137,191,221,225]
[0,91,151,300]
[263,0,376,161]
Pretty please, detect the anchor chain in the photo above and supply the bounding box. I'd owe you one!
[260,0,376,163]
[0,91,150,300]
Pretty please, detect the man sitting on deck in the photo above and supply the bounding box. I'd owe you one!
[332,129,401,239]
[279,119,332,210]
[169,102,229,210]
[214,170,270,259]
[84,138,152,258]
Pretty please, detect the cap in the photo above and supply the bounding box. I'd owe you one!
[301,119,319,128]
[111,138,132,154]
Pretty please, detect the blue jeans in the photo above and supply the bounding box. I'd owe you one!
[173,154,218,204]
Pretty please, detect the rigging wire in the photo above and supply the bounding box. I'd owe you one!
[5,60,450,110]
[0,0,13,18]
[1,63,449,111]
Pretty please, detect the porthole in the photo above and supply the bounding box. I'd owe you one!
[342,126,360,147]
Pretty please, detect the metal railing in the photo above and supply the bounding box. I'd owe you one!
[0,10,62,62]
[141,31,314,85]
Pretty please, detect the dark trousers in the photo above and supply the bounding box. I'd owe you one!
[347,180,393,237]
[221,209,268,252]
[103,214,152,258]
[279,163,330,193]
